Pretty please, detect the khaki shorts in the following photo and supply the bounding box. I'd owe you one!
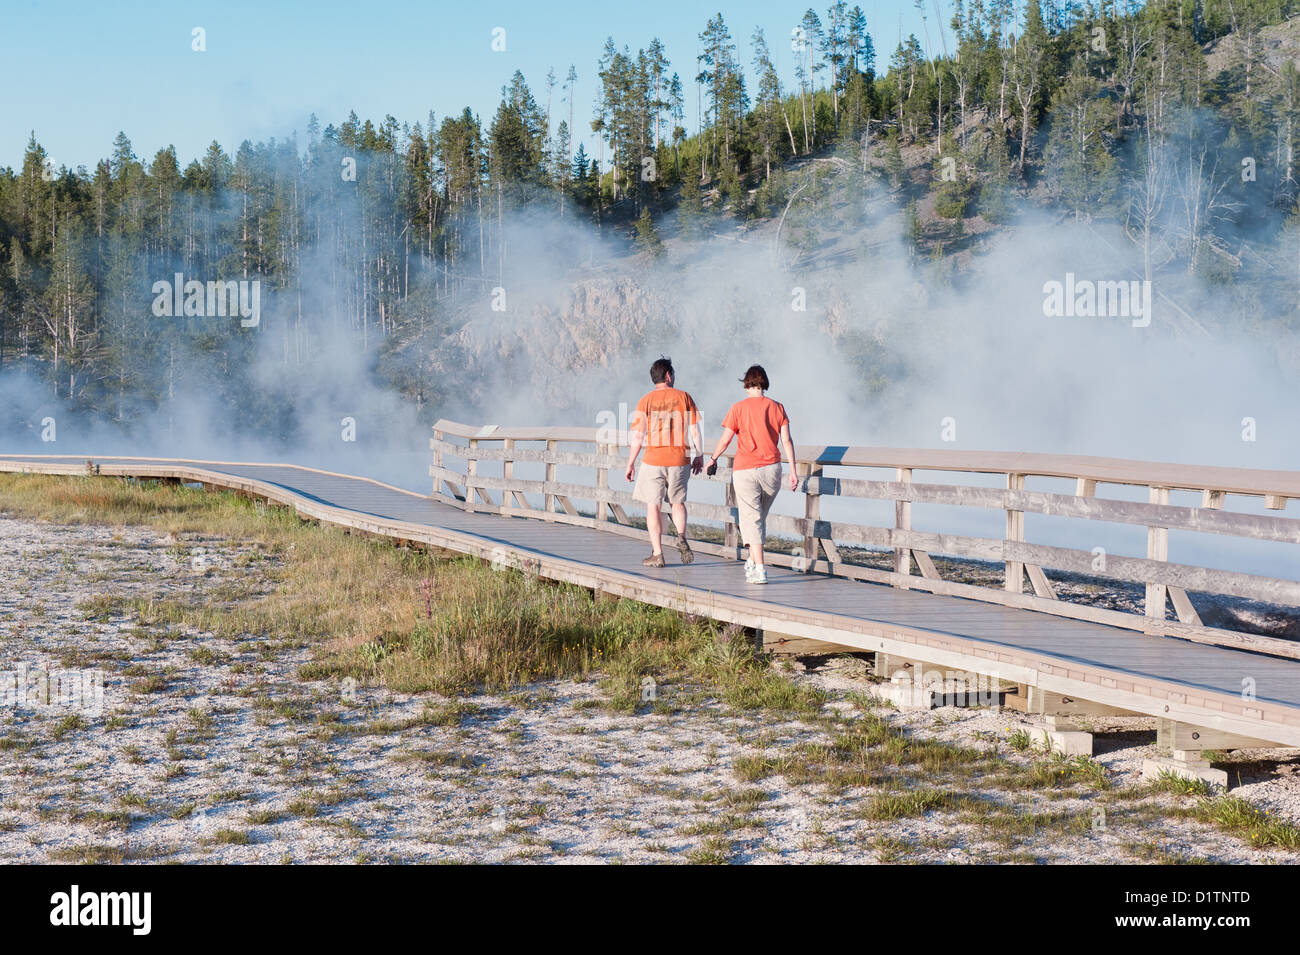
[633,464,690,507]
[733,463,782,550]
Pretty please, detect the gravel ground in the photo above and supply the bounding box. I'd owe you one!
[2,514,1299,864]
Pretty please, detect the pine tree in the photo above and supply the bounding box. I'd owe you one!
[489,71,547,200]
[884,129,905,188]
[1011,0,1049,172]
[633,206,664,257]
[698,14,746,171]
[571,142,591,207]
[905,199,923,256]
[1044,68,1119,219]
[677,169,705,238]
[751,27,791,178]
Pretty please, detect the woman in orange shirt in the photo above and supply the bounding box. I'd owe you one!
[705,365,798,584]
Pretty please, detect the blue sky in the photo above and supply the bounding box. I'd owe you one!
[0,0,944,171]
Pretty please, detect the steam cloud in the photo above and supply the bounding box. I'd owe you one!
[2,140,1296,581]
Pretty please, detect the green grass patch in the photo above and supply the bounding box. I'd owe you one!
[1194,796,1300,850]
[47,843,127,864]
[857,789,968,821]
[207,828,252,846]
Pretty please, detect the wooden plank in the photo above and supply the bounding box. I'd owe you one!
[435,419,1300,499]
[806,477,1300,544]
[1157,720,1286,751]
[912,549,940,580]
[761,632,855,655]
[1028,688,1141,718]
[1168,586,1203,627]
[1025,563,1058,600]
[433,420,603,443]
[448,471,738,525]
[433,439,625,471]
[1000,539,1300,607]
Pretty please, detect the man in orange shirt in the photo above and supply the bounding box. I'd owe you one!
[624,357,704,567]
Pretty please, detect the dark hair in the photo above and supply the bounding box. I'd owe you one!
[741,364,769,390]
[650,356,674,384]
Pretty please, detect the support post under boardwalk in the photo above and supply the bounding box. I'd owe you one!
[760,629,853,656]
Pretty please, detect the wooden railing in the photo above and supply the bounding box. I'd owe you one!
[431,419,1300,660]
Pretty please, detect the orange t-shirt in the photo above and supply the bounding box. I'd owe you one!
[632,387,700,467]
[722,396,789,471]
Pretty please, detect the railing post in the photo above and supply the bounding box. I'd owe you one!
[465,438,478,514]
[595,443,609,523]
[894,467,912,589]
[802,461,822,572]
[1005,472,1024,593]
[724,472,739,555]
[1146,485,1170,622]
[502,438,515,513]
[544,439,557,520]
[432,428,443,499]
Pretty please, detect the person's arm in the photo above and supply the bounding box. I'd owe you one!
[780,422,798,491]
[707,428,735,470]
[688,418,705,475]
[625,412,645,482]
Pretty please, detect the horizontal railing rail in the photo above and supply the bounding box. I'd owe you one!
[431,419,1300,661]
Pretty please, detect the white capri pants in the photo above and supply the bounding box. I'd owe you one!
[732,464,782,551]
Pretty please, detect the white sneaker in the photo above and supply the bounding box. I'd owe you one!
[749,564,768,585]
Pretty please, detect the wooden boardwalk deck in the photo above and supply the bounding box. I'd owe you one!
[4,454,1300,755]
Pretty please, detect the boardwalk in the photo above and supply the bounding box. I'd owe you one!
[2,453,1299,783]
